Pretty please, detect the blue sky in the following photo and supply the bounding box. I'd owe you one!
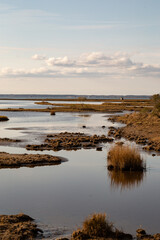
[0,0,160,94]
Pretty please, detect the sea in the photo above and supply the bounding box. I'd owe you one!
[0,94,151,100]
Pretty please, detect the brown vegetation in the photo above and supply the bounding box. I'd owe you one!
[33,99,153,113]
[0,138,21,143]
[136,228,160,240]
[72,213,132,240]
[0,152,62,168]
[26,132,114,151]
[109,112,160,152]
[0,116,9,121]
[107,145,145,171]
[150,94,160,116]
[50,110,56,115]
[0,213,43,239]
[0,99,153,113]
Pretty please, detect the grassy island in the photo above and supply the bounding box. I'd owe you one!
[0,116,9,121]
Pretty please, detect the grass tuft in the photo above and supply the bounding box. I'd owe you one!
[72,213,132,239]
[82,213,113,238]
[50,110,56,115]
[107,145,145,171]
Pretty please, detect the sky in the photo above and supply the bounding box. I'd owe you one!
[0,0,160,95]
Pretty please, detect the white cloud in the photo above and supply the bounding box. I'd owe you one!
[79,52,107,64]
[32,54,46,60]
[1,52,160,80]
[46,56,75,67]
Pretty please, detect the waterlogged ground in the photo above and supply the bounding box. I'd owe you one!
[0,104,160,238]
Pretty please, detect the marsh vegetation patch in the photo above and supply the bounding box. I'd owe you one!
[26,132,114,151]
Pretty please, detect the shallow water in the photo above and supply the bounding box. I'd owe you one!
[0,100,104,110]
[0,107,159,238]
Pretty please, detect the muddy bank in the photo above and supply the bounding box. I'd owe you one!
[136,229,160,240]
[0,138,21,144]
[0,213,43,240]
[0,152,63,168]
[108,112,160,152]
[70,230,160,240]
[0,213,160,240]
[70,213,160,240]
[26,132,114,151]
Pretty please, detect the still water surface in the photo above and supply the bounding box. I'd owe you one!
[0,107,159,238]
[0,100,103,109]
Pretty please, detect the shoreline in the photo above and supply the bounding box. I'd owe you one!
[108,112,160,153]
[0,213,160,240]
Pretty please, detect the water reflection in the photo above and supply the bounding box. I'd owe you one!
[108,170,145,190]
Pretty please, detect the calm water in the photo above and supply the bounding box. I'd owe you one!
[0,100,104,110]
[0,105,159,238]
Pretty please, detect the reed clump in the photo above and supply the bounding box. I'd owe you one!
[82,213,113,238]
[50,110,56,115]
[107,145,145,171]
[72,213,132,239]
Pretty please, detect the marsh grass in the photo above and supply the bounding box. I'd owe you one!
[0,116,9,121]
[72,213,132,239]
[50,110,56,115]
[0,99,153,113]
[82,213,113,238]
[32,99,153,113]
[107,145,145,171]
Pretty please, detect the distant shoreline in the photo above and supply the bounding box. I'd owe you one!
[0,94,151,100]
[0,98,150,101]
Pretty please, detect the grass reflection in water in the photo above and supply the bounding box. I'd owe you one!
[108,171,145,190]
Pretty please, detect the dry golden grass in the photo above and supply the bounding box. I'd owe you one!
[41,102,152,113]
[82,213,113,238]
[72,213,132,239]
[107,145,145,171]
[111,112,160,149]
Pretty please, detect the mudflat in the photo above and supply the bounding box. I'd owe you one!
[0,152,62,168]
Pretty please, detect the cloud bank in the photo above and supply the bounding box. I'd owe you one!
[0,52,160,79]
